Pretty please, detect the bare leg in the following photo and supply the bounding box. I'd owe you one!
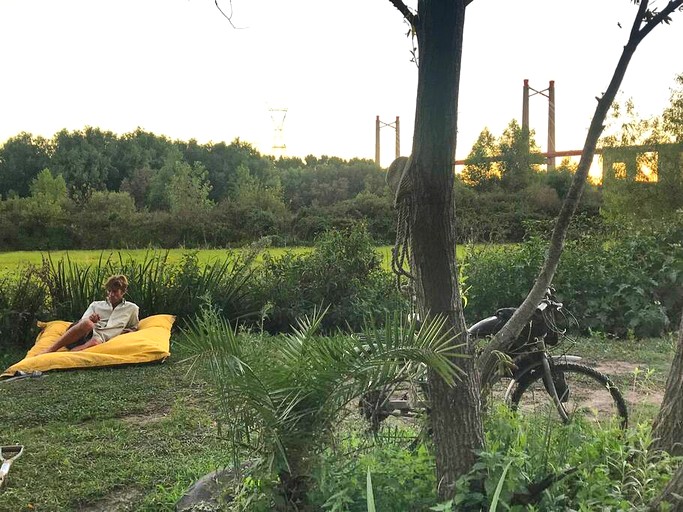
[43,319,95,353]
[70,338,102,351]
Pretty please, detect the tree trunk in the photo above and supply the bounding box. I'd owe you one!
[387,0,683,503]
[651,311,683,456]
[408,0,484,499]
[649,461,683,511]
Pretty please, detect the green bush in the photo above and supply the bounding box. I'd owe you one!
[117,249,258,324]
[464,214,683,337]
[304,406,677,511]
[252,224,406,333]
[309,438,438,511]
[452,406,678,511]
[0,267,48,350]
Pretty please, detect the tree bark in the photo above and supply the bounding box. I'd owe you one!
[407,0,484,500]
[387,0,683,503]
[649,461,683,511]
[651,312,683,456]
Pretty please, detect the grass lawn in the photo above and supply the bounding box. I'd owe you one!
[0,245,483,276]
[0,349,230,512]
[0,332,674,512]
[0,248,312,275]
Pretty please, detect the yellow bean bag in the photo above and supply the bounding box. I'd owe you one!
[1,314,175,378]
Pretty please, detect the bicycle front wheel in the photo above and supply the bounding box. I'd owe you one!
[509,362,628,429]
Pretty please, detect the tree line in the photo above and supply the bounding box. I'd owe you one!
[0,124,604,250]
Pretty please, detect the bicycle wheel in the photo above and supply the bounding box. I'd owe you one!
[509,362,628,429]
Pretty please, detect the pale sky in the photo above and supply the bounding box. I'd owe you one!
[1,0,681,167]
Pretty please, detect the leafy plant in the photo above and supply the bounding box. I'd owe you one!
[451,405,679,511]
[464,214,683,338]
[178,307,463,509]
[253,224,406,333]
[0,266,47,349]
[37,253,113,319]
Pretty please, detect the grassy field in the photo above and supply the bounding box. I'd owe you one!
[0,355,226,511]
[0,247,394,274]
[0,245,481,275]
[0,334,674,511]
[0,248,313,273]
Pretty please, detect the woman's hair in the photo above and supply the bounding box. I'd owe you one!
[104,274,129,292]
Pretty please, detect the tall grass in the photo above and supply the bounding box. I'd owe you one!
[0,268,48,350]
[305,404,679,511]
[0,248,261,351]
[38,253,114,319]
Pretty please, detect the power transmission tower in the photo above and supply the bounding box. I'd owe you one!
[269,107,288,157]
[375,115,400,166]
[522,79,556,170]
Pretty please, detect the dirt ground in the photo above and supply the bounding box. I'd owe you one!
[594,360,665,407]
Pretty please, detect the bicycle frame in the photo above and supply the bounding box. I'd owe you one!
[367,289,595,424]
[501,335,583,424]
[502,353,583,403]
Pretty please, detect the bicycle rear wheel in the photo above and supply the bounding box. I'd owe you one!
[509,362,628,429]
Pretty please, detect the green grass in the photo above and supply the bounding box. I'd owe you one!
[0,332,674,511]
[0,248,309,274]
[0,351,232,512]
[0,245,481,276]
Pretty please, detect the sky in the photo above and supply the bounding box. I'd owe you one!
[1,0,681,168]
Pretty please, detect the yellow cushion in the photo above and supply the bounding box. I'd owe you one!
[1,314,175,378]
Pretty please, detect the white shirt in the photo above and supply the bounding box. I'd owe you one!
[80,298,140,342]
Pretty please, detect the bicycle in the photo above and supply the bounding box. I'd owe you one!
[360,288,629,432]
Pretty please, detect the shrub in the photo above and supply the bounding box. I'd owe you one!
[464,213,683,337]
[452,406,678,511]
[0,249,258,353]
[252,224,406,333]
[305,406,678,511]
[310,438,438,511]
[179,306,459,509]
[0,267,48,350]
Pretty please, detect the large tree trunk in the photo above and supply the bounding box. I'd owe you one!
[649,461,683,511]
[651,312,683,456]
[408,0,484,499]
[652,314,683,455]
[647,313,683,511]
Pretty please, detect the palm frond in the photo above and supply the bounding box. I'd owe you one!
[177,306,470,484]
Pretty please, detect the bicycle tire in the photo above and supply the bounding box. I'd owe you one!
[509,362,628,429]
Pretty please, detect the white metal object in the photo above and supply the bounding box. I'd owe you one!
[0,445,24,489]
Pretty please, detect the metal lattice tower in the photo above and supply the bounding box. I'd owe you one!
[269,107,288,157]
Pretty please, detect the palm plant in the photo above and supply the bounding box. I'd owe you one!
[179,306,465,510]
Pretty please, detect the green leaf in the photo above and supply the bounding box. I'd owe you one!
[366,467,376,512]
[489,459,513,512]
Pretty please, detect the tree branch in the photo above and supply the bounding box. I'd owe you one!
[634,0,683,44]
[214,0,244,29]
[387,0,416,26]
[477,0,683,387]
[629,0,650,41]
